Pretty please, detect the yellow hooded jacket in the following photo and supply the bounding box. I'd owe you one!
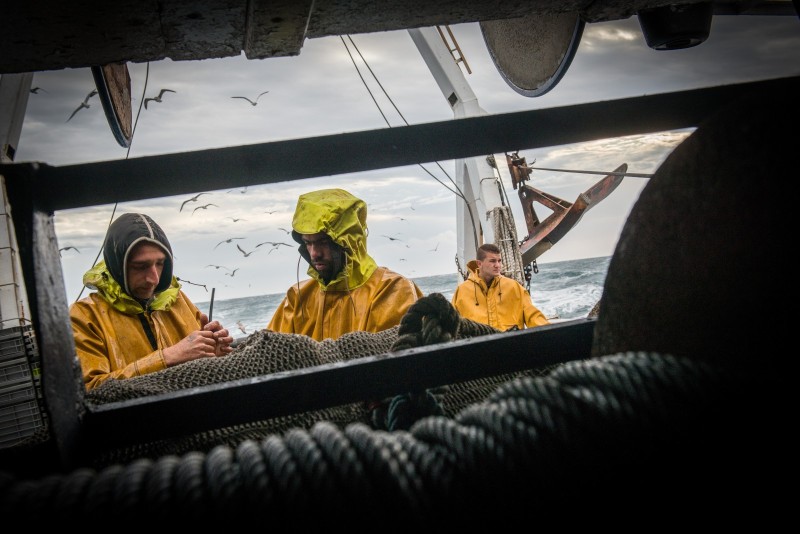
[267,189,423,341]
[451,259,549,331]
[69,213,205,391]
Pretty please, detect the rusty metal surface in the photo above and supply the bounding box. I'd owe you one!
[1,1,786,74]
[519,164,627,263]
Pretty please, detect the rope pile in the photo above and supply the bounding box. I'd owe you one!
[2,351,777,527]
[490,205,526,286]
[0,294,786,526]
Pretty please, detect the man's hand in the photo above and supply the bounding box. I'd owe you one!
[203,320,234,356]
[162,320,234,366]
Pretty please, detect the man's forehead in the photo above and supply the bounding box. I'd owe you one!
[301,232,332,243]
[129,242,166,262]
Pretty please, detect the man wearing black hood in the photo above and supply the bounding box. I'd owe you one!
[70,213,234,391]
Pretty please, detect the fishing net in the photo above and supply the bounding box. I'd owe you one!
[84,293,551,467]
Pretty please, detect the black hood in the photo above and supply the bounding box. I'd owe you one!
[103,213,174,296]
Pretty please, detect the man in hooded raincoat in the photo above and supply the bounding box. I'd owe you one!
[70,213,234,391]
[452,243,550,331]
[267,189,423,341]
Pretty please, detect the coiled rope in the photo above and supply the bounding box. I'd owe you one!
[0,295,780,527]
[490,205,526,287]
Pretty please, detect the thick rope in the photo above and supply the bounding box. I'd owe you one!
[490,205,525,287]
[2,295,786,527]
[373,293,462,430]
[2,351,778,528]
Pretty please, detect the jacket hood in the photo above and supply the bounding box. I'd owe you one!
[290,188,377,290]
[103,213,174,297]
[465,258,495,292]
[83,260,181,314]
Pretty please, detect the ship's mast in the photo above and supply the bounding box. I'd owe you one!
[408,27,525,285]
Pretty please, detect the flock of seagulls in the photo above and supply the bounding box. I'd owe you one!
[47,83,438,331]
[51,85,270,124]
[173,193,438,332]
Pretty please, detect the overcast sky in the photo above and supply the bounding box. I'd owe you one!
[13,15,799,305]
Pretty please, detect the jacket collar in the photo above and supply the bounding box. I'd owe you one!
[83,260,181,314]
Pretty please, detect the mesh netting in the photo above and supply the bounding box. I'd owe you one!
[84,294,544,466]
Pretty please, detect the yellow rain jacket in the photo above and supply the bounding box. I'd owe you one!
[451,259,550,331]
[70,212,206,391]
[71,262,205,391]
[268,189,423,341]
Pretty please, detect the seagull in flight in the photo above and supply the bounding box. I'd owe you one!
[382,235,404,242]
[205,264,232,271]
[226,217,247,223]
[429,242,439,252]
[236,321,248,334]
[224,268,240,277]
[180,192,209,212]
[256,241,292,253]
[236,244,261,257]
[30,87,47,94]
[66,89,98,122]
[231,91,269,106]
[58,246,80,256]
[144,88,176,109]
[278,227,292,235]
[192,203,218,215]
[214,237,245,249]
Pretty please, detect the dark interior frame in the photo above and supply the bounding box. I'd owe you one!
[2,75,795,470]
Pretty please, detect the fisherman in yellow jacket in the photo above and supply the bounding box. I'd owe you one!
[70,213,234,391]
[268,188,423,341]
[452,243,550,331]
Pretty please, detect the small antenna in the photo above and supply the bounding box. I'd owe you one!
[208,287,215,321]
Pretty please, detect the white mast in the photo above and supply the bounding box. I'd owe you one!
[408,27,524,284]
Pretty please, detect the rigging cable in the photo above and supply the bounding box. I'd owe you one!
[524,165,653,179]
[341,35,481,253]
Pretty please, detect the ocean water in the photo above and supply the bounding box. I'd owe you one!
[197,255,611,340]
